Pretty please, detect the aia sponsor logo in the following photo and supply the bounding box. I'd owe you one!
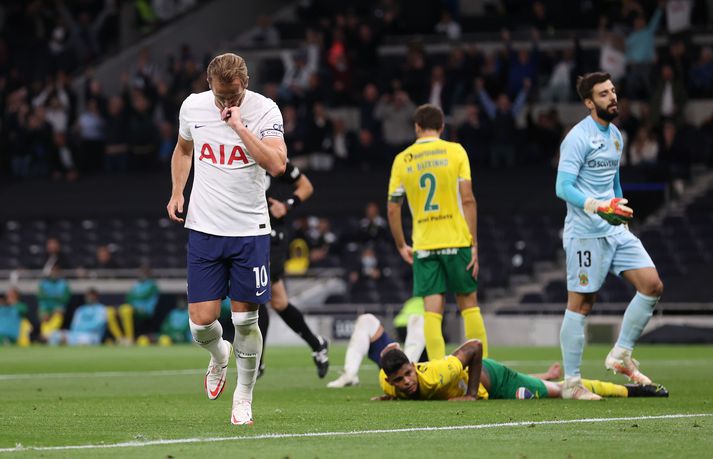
[199,143,250,165]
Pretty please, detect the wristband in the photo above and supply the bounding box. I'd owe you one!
[583,197,603,214]
[285,195,302,210]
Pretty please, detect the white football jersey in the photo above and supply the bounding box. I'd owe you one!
[178,89,284,237]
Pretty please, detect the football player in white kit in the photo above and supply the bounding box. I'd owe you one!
[167,53,286,425]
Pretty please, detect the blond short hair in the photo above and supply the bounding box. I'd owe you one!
[206,53,249,87]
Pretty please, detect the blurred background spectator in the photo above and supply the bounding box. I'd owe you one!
[1,0,713,345]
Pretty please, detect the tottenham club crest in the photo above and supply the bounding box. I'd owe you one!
[578,270,589,287]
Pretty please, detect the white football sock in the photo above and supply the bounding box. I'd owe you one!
[189,320,227,362]
[344,314,381,376]
[232,310,262,402]
[404,314,425,363]
[610,345,631,358]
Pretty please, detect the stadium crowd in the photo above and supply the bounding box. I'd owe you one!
[2,0,712,182]
[2,1,713,345]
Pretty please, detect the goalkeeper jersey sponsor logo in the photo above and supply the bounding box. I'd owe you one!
[587,159,619,168]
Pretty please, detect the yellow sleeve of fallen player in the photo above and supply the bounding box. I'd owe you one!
[432,356,464,385]
[416,357,468,399]
[439,355,489,399]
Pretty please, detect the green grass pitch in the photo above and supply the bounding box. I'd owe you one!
[1,344,712,458]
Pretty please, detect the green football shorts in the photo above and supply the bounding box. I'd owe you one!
[482,359,549,399]
[412,247,478,297]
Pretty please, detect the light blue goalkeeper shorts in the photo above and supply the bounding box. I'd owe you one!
[564,230,655,293]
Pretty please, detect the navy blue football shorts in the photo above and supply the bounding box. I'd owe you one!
[368,331,396,367]
[187,230,271,304]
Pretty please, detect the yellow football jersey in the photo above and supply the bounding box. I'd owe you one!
[379,356,489,400]
[387,137,473,250]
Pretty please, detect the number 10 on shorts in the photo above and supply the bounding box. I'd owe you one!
[253,266,268,288]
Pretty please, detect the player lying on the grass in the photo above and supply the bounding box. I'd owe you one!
[327,310,580,389]
[327,312,425,388]
[374,339,668,401]
[329,307,558,389]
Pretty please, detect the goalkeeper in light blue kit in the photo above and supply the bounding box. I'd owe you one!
[555,72,664,400]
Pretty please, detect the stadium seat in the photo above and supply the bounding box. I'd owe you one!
[521,292,544,303]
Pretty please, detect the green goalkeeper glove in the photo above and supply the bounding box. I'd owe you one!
[584,197,633,226]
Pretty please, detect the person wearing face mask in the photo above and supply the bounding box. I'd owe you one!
[346,246,383,299]
[166,52,287,426]
[359,246,380,280]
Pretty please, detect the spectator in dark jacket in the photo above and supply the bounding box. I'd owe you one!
[659,120,691,197]
[456,103,491,167]
[476,77,530,167]
[504,28,540,98]
[650,63,687,128]
[690,46,713,97]
[104,95,129,173]
[127,91,156,171]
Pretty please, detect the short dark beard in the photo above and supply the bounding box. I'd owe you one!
[595,102,618,122]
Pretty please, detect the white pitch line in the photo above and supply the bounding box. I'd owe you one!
[500,360,707,367]
[0,369,203,381]
[0,413,709,454]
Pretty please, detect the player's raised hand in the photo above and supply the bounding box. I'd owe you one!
[467,245,479,278]
[221,105,243,131]
[166,194,185,223]
[398,244,413,265]
[268,197,288,218]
